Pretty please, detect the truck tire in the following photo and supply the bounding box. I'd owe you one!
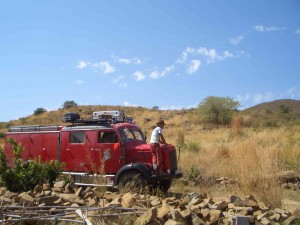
[118,171,147,193]
[158,179,172,193]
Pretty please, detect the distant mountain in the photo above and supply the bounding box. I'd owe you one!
[243,99,300,113]
[240,99,300,127]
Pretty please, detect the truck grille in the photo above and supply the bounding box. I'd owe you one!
[169,149,178,173]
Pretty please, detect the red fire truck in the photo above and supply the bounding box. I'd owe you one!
[4,110,182,192]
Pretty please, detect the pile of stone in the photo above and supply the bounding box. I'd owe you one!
[0,180,299,225]
[278,170,300,191]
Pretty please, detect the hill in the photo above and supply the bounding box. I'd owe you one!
[240,99,300,127]
[0,99,300,136]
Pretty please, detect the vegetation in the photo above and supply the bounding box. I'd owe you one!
[0,139,64,192]
[33,107,47,115]
[0,98,299,208]
[61,100,78,109]
[197,96,240,125]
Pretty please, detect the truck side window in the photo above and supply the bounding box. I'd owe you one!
[98,131,118,143]
[69,131,85,143]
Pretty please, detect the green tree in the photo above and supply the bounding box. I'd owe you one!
[152,106,159,110]
[33,107,47,115]
[198,96,240,125]
[61,100,78,109]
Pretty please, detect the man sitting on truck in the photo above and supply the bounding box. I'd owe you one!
[150,119,167,175]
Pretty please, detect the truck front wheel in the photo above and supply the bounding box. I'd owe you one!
[118,171,147,193]
[158,179,172,193]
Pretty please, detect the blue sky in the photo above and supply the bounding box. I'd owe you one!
[1,1,300,122]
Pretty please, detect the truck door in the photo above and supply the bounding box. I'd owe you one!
[93,130,124,174]
[60,130,93,172]
[29,132,59,162]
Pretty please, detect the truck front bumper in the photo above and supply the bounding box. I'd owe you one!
[148,169,183,182]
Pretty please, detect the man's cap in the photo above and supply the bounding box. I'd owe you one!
[156,119,166,125]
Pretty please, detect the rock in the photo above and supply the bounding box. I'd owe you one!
[289,208,300,217]
[83,191,94,199]
[53,187,64,193]
[170,207,184,221]
[188,197,203,207]
[214,200,228,210]
[191,212,205,225]
[229,195,240,203]
[19,193,35,206]
[165,219,181,225]
[201,208,210,218]
[75,187,83,197]
[258,201,269,211]
[284,216,296,225]
[53,197,65,205]
[180,208,191,219]
[157,203,170,219]
[105,197,122,207]
[151,198,161,207]
[269,213,281,221]
[37,195,59,205]
[277,170,300,183]
[34,185,43,193]
[56,193,85,205]
[54,181,65,188]
[234,198,246,207]
[122,193,137,208]
[260,217,271,225]
[43,183,51,191]
[134,207,157,225]
[0,196,12,204]
[257,212,267,220]
[209,209,222,224]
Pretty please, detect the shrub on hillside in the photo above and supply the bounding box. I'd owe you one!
[0,139,64,192]
[34,107,47,115]
[61,100,78,109]
[198,96,240,125]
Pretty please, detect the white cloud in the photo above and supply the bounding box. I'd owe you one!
[133,71,146,81]
[149,65,175,79]
[281,87,298,99]
[229,35,244,45]
[187,60,201,74]
[111,55,142,64]
[123,101,138,107]
[254,25,285,32]
[92,61,115,74]
[149,71,160,79]
[253,91,273,104]
[113,75,125,84]
[176,47,234,64]
[77,61,89,69]
[236,93,250,102]
[295,29,300,34]
[119,83,128,88]
[113,75,128,88]
[74,80,85,85]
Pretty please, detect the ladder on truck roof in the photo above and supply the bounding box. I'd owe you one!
[8,125,63,132]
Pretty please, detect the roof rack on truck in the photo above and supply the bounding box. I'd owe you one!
[62,110,132,125]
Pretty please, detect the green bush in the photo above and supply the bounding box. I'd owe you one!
[187,165,200,180]
[198,96,240,125]
[0,139,64,192]
[184,141,200,152]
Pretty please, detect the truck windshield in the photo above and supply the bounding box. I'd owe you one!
[119,127,145,143]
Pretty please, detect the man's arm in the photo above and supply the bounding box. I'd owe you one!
[159,133,167,144]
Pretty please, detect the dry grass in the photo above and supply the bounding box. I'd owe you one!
[1,106,300,207]
[174,126,300,207]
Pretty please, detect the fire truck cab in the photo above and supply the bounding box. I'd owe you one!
[4,110,182,192]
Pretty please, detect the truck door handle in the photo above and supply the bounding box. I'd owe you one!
[66,148,70,151]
